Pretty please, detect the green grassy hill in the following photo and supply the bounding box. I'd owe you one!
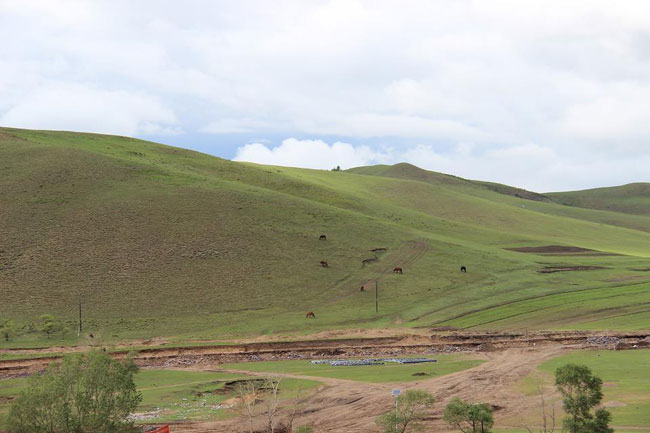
[1,128,650,343]
[548,183,650,216]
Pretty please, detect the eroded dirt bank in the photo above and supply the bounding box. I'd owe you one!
[2,330,647,377]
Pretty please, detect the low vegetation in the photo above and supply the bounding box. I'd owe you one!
[444,398,494,433]
[7,351,141,433]
[376,389,435,433]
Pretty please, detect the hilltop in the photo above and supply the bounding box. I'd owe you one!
[548,183,650,216]
[1,127,650,342]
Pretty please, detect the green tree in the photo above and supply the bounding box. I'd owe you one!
[555,364,613,433]
[8,351,142,433]
[444,398,494,433]
[0,319,15,342]
[376,389,435,433]
[39,314,61,339]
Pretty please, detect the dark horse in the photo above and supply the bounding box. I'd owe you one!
[319,234,327,241]
[320,260,329,267]
[460,266,467,273]
[305,311,316,318]
[393,267,403,274]
[359,285,365,292]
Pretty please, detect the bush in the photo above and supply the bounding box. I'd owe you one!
[376,389,435,433]
[444,397,494,433]
[8,351,142,433]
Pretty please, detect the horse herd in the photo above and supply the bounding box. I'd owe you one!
[306,234,467,319]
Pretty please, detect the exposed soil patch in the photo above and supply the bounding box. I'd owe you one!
[538,265,606,273]
[506,245,617,256]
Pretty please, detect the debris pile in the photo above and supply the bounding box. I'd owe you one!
[584,336,621,347]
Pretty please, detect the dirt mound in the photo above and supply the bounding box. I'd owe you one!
[538,265,605,273]
[506,245,616,256]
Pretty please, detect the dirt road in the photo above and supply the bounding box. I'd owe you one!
[2,330,648,432]
[168,345,569,432]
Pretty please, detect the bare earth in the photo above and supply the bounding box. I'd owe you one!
[3,330,649,432]
[171,345,567,432]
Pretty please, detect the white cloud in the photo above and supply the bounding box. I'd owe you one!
[235,138,650,192]
[0,83,178,136]
[2,1,650,189]
[234,138,390,170]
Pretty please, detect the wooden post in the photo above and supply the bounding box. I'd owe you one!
[78,300,82,335]
[375,281,378,313]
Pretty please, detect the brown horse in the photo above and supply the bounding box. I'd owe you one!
[359,285,365,292]
[320,260,329,267]
[393,267,403,274]
[319,234,327,241]
[305,311,316,318]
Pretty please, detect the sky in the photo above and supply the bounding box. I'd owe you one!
[1,0,649,192]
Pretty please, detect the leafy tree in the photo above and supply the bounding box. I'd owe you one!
[444,398,494,433]
[376,389,435,433]
[0,319,15,342]
[555,364,613,433]
[8,351,142,433]
[39,314,61,339]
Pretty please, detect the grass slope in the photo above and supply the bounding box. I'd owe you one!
[1,127,650,343]
[548,183,650,217]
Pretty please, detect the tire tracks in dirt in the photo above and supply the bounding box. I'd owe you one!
[166,344,573,433]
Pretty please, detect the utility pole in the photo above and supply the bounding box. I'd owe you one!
[375,281,378,313]
[78,299,82,335]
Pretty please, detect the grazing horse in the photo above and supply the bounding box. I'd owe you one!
[320,260,329,267]
[305,311,316,318]
[460,265,467,273]
[319,234,327,241]
[393,267,403,274]
[360,285,365,292]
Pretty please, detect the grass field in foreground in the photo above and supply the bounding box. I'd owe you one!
[135,369,319,423]
[220,353,484,383]
[0,368,320,427]
[512,349,650,431]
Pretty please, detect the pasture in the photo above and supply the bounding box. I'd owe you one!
[219,353,485,383]
[1,127,650,348]
[0,368,320,428]
[511,349,650,432]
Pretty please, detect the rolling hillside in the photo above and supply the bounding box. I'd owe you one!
[548,183,650,216]
[2,127,650,342]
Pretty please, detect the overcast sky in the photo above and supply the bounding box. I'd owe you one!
[2,0,649,192]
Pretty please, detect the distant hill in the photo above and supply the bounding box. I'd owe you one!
[347,162,550,201]
[2,127,650,340]
[548,183,650,216]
